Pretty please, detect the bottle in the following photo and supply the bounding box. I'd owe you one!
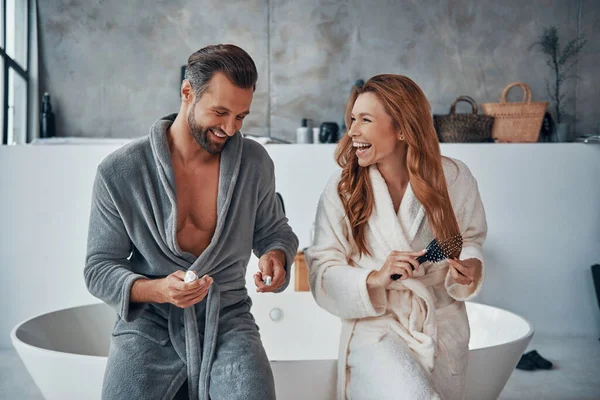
[312,127,320,144]
[296,118,312,144]
[40,92,56,138]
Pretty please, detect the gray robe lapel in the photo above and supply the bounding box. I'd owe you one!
[181,132,242,400]
[148,114,196,265]
[149,115,244,400]
[149,113,243,267]
[189,130,243,273]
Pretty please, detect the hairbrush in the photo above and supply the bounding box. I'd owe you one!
[390,234,463,280]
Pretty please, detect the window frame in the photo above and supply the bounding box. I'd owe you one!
[1,0,32,145]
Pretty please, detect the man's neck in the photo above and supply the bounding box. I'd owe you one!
[167,113,219,166]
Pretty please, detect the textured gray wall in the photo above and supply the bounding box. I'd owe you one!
[38,0,269,137]
[38,0,599,141]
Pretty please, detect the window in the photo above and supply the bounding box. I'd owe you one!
[1,0,30,145]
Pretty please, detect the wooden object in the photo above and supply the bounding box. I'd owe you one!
[294,251,309,292]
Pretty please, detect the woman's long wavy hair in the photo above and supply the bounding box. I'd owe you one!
[336,74,460,257]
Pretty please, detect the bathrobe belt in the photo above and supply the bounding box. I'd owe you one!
[387,266,449,371]
[335,267,452,400]
[168,283,221,400]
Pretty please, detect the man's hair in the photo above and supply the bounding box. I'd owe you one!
[184,44,258,101]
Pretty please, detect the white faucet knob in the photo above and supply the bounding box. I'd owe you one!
[269,308,283,322]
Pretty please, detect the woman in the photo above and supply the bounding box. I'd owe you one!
[305,75,487,400]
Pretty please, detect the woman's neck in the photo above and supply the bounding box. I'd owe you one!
[377,150,409,212]
[378,150,409,190]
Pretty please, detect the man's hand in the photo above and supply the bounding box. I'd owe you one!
[157,271,213,308]
[254,250,286,293]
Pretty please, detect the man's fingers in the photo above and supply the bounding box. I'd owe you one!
[261,273,285,293]
[254,271,267,292]
[178,275,213,294]
[255,266,286,293]
[196,275,213,289]
[180,289,210,308]
[258,256,277,292]
[272,264,286,287]
[183,286,209,301]
[260,257,274,279]
[173,270,187,280]
[167,272,191,291]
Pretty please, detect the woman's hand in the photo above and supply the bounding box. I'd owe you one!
[447,258,482,286]
[367,249,426,289]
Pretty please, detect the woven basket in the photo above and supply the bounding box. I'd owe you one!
[433,96,494,143]
[481,82,548,143]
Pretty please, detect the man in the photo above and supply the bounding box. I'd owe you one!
[85,44,298,400]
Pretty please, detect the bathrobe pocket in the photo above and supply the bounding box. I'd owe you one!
[112,317,170,346]
[436,301,470,376]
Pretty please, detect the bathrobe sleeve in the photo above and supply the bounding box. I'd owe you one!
[84,169,149,322]
[252,155,299,293]
[445,162,488,301]
[305,176,387,319]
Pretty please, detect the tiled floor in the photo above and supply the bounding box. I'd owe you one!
[1,335,598,399]
[497,335,600,400]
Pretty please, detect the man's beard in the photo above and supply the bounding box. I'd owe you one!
[187,107,229,155]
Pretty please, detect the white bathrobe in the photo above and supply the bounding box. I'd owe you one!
[305,157,487,400]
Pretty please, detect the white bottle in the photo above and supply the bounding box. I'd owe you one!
[296,118,312,144]
[312,127,320,144]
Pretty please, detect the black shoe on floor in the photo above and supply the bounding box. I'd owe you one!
[516,354,537,370]
[525,350,553,369]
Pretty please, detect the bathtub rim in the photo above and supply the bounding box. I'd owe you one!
[465,301,535,351]
[10,302,110,361]
[11,301,535,360]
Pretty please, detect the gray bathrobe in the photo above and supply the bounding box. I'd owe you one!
[84,114,299,400]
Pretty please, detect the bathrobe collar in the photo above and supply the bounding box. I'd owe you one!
[150,113,243,265]
[367,165,425,253]
[149,113,244,399]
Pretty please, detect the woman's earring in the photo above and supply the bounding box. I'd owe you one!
[399,135,405,141]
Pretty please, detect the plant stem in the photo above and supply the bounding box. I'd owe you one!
[553,44,561,124]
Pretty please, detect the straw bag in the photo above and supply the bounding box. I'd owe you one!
[481,82,548,143]
[433,96,494,142]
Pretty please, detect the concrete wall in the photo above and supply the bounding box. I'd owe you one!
[38,0,599,141]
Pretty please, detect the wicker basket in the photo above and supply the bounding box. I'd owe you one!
[433,96,494,143]
[481,82,548,143]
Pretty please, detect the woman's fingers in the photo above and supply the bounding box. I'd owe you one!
[449,264,472,285]
[448,259,474,283]
[392,255,419,271]
[390,263,412,280]
[448,259,469,276]
[390,249,426,257]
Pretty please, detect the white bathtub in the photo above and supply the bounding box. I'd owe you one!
[11,301,533,400]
